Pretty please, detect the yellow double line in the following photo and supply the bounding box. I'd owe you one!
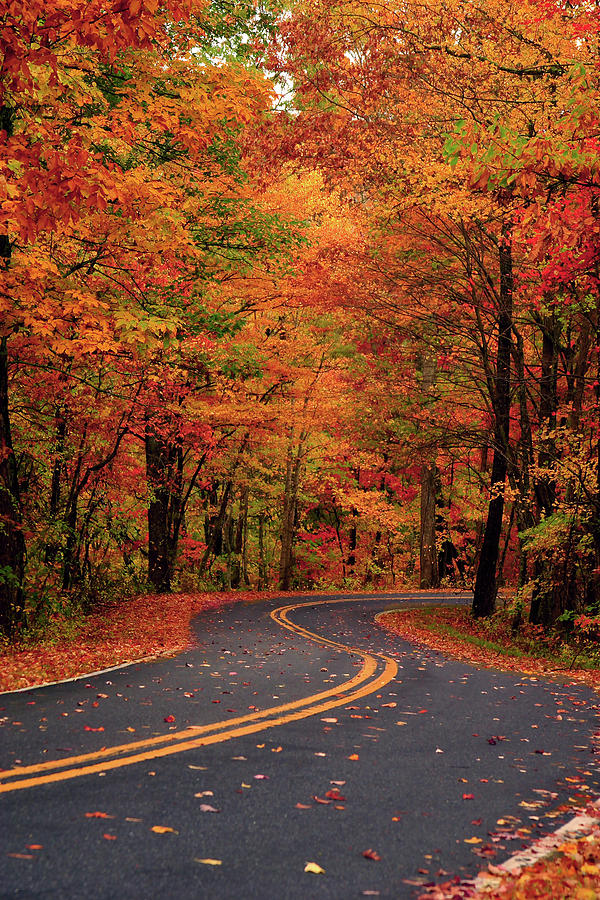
[0,598,397,794]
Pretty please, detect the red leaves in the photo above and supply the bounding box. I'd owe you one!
[462,793,474,800]
[84,725,104,732]
[85,812,112,818]
[325,789,346,801]
[163,715,176,723]
[362,849,381,861]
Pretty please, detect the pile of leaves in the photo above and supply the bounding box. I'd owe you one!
[380,606,600,693]
[420,823,600,899]
[0,590,274,693]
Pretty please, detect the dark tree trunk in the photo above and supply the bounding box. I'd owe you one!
[0,332,26,638]
[419,356,440,588]
[473,224,513,617]
[420,464,439,588]
[145,422,174,593]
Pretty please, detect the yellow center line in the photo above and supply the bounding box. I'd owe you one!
[0,597,397,794]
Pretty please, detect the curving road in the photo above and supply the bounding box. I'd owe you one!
[0,592,599,899]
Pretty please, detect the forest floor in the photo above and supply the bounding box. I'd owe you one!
[2,590,599,898]
[0,589,283,693]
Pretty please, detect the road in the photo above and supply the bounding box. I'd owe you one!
[1,592,599,899]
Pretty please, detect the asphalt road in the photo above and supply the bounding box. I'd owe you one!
[1,592,599,899]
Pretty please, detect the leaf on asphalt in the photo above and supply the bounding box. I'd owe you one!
[164,715,175,723]
[26,845,43,850]
[381,702,396,708]
[348,753,359,760]
[151,825,178,834]
[195,791,214,797]
[7,853,34,860]
[199,804,220,813]
[362,849,381,861]
[188,765,207,770]
[254,774,268,779]
[195,858,222,865]
[331,780,346,786]
[325,790,346,801]
[84,726,104,732]
[85,812,113,818]
[295,803,312,809]
[462,793,474,800]
[464,837,483,844]
[103,834,117,840]
[314,795,331,804]
[321,718,338,723]
[232,756,246,760]
[304,862,325,874]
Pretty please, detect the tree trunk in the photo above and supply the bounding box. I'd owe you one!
[279,442,302,590]
[258,513,267,589]
[145,421,173,593]
[419,355,440,588]
[0,332,26,637]
[473,224,513,617]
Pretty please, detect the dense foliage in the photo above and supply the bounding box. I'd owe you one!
[2,0,600,639]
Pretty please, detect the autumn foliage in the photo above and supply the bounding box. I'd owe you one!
[1,0,600,646]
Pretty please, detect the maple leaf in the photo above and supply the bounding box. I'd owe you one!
[304,862,325,874]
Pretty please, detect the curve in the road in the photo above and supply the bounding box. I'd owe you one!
[0,597,397,795]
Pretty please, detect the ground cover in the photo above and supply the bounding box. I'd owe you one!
[379,605,600,693]
[0,590,277,693]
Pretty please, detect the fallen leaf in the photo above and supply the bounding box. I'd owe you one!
[103,834,117,841]
[295,803,311,809]
[85,812,112,819]
[26,845,43,850]
[462,793,474,800]
[194,791,214,798]
[195,858,222,866]
[362,849,381,861]
[199,804,220,813]
[348,754,359,760]
[7,853,34,859]
[325,790,346,801]
[164,715,175,723]
[464,837,483,844]
[151,825,178,834]
[381,702,397,708]
[254,774,268,779]
[304,862,325,874]
[83,726,104,732]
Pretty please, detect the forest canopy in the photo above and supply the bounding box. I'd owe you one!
[1,0,600,639]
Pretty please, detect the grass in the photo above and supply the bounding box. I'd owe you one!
[379,604,600,692]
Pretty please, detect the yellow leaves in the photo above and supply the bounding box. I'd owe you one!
[150,825,178,834]
[581,864,600,876]
[304,862,325,874]
[464,837,482,844]
[195,858,222,866]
